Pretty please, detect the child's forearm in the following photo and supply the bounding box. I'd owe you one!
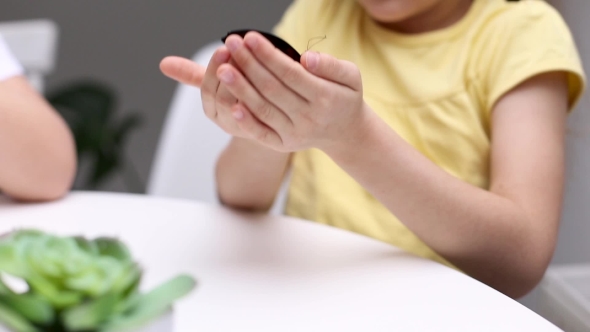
[0,76,76,201]
[216,136,291,211]
[323,104,559,299]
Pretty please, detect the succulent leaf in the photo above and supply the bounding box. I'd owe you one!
[0,244,26,277]
[99,305,169,332]
[110,264,141,296]
[0,301,38,332]
[112,291,140,315]
[62,293,118,331]
[102,275,195,331]
[0,277,12,296]
[94,238,131,262]
[27,274,82,309]
[74,236,100,256]
[0,293,54,325]
[133,275,195,315]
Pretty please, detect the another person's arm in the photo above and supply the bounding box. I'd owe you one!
[0,75,77,201]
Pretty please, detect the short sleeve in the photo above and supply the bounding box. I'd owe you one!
[483,1,586,113]
[0,35,23,82]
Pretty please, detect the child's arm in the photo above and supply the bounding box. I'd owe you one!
[215,32,569,298]
[324,71,567,299]
[160,49,291,212]
[216,137,291,211]
[0,76,76,201]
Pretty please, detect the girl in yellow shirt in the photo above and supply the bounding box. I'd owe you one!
[160,0,586,299]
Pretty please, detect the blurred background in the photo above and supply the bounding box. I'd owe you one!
[0,0,292,193]
[1,0,589,317]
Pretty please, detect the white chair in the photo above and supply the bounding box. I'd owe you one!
[536,264,590,332]
[147,42,290,215]
[0,19,59,93]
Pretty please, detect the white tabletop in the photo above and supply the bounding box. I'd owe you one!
[0,192,561,332]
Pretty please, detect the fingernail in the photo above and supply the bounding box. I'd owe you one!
[307,52,319,71]
[227,39,239,52]
[233,108,244,120]
[219,69,234,83]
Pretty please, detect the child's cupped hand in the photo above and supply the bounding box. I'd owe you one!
[160,31,369,153]
[160,47,251,139]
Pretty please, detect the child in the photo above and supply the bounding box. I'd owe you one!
[0,35,76,201]
[160,0,586,298]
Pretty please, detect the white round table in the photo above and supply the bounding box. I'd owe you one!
[0,192,561,331]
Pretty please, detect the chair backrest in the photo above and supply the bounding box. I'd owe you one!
[147,42,290,215]
[0,19,58,93]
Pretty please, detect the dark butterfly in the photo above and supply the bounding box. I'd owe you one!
[222,29,301,63]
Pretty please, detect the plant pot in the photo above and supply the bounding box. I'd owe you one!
[0,309,174,332]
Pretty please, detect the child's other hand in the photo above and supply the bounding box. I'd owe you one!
[160,49,251,139]
[218,32,369,153]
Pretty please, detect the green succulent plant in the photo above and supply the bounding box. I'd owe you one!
[0,230,196,332]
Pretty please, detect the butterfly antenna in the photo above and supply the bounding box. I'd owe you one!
[307,35,327,51]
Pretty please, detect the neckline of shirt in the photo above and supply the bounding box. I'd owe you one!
[361,0,494,47]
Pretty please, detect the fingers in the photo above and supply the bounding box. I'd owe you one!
[224,35,307,116]
[160,56,207,87]
[217,63,293,135]
[232,103,282,149]
[201,47,231,97]
[216,57,239,107]
[217,83,237,108]
[301,52,362,91]
[241,31,324,101]
[201,47,232,119]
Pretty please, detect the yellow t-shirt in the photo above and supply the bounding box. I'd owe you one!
[273,0,586,267]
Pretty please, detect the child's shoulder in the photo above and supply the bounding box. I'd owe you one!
[467,0,577,64]
[471,0,585,112]
[476,0,569,35]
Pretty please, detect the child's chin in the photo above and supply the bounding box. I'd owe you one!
[367,11,415,26]
[358,0,438,24]
[360,3,416,23]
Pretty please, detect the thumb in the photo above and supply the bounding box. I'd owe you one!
[160,56,206,87]
[301,52,362,91]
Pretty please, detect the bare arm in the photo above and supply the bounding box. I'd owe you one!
[216,137,291,211]
[324,72,568,298]
[178,34,569,297]
[163,34,569,297]
[0,76,76,201]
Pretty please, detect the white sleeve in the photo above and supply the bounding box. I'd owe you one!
[0,35,24,82]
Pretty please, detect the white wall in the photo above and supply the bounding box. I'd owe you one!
[0,0,292,192]
[549,0,590,266]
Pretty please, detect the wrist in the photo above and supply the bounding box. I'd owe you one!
[229,136,290,159]
[321,103,383,162]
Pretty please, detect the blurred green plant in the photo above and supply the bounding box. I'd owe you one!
[46,81,144,193]
[0,230,196,332]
